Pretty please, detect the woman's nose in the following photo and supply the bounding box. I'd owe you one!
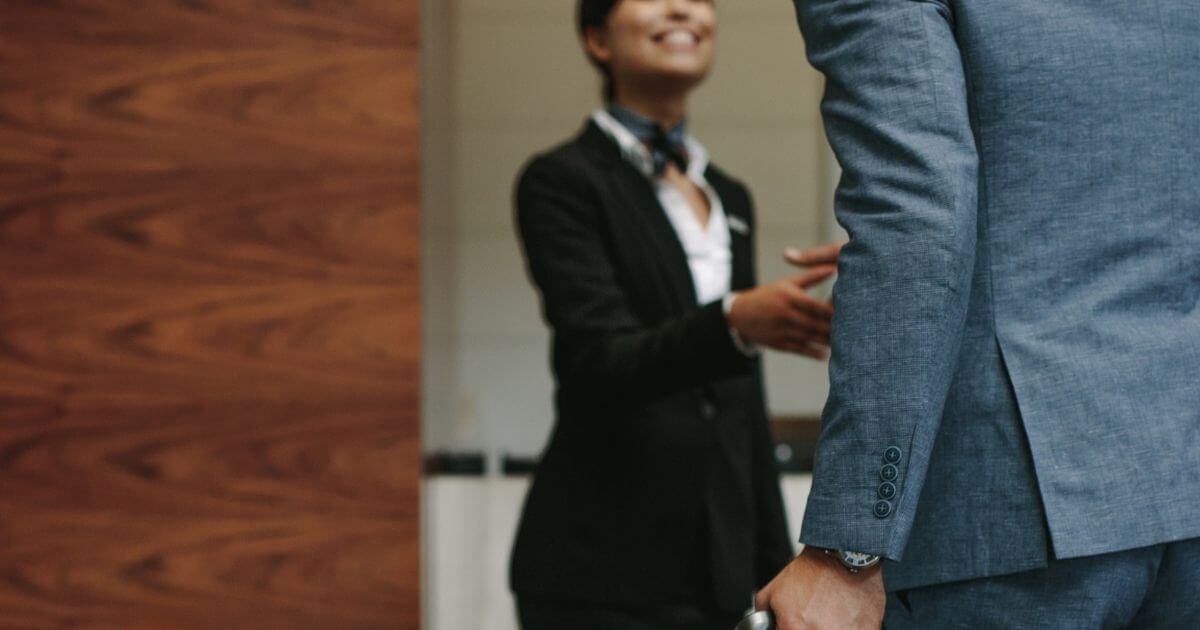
[664,0,693,18]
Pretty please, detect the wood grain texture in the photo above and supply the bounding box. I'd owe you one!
[0,1,420,627]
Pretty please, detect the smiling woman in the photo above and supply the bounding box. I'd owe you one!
[505,1,837,629]
[581,0,716,108]
[419,0,836,627]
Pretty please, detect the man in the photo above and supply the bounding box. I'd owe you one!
[757,1,1200,627]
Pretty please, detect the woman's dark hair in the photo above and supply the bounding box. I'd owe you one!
[577,0,620,102]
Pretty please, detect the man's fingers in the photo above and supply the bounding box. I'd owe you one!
[784,241,845,267]
[754,587,771,613]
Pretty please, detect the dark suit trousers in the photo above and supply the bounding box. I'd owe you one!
[517,598,743,630]
[884,538,1200,629]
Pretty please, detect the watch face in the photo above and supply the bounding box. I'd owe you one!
[840,550,880,569]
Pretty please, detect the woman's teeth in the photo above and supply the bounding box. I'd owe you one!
[661,31,698,45]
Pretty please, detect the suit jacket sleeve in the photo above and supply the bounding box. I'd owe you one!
[515,156,755,405]
[794,0,979,560]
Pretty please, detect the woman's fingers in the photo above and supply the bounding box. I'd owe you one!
[778,326,830,348]
[790,265,837,289]
[738,278,836,356]
[785,310,831,336]
[777,340,830,360]
[785,285,834,319]
[783,241,845,268]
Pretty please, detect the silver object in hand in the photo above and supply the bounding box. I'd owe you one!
[734,610,774,630]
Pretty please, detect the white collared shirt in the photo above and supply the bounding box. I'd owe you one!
[591,109,732,306]
[591,110,756,355]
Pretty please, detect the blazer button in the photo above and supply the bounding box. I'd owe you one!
[699,401,718,420]
[883,446,903,465]
[880,464,899,482]
[873,500,893,519]
[878,482,897,500]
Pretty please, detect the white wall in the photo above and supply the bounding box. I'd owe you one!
[423,0,835,460]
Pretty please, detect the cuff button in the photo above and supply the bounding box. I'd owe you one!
[873,500,893,519]
[883,446,903,464]
[880,464,899,482]
[878,481,897,500]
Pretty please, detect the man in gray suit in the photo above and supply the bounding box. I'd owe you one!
[754,1,1200,627]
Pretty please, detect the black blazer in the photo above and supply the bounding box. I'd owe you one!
[509,120,793,614]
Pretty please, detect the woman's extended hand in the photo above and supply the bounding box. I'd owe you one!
[727,266,836,359]
[784,241,844,269]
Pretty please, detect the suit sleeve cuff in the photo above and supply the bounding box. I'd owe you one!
[722,293,760,357]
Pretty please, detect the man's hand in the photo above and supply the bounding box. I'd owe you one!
[727,267,835,359]
[754,547,885,630]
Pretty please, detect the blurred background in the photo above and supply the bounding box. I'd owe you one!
[0,1,834,628]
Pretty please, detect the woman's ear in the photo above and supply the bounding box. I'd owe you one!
[582,26,612,65]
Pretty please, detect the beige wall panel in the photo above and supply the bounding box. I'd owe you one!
[696,125,826,232]
[694,19,823,123]
[452,232,544,338]
[454,19,597,123]
[451,337,557,456]
[452,125,584,231]
[454,0,567,19]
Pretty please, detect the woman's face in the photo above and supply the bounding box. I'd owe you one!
[586,0,717,97]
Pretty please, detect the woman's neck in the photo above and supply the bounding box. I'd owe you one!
[612,92,688,129]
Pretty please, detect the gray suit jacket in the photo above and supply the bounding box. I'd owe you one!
[794,0,1200,590]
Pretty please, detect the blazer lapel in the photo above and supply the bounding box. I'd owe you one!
[710,172,755,292]
[610,170,697,310]
[579,122,697,312]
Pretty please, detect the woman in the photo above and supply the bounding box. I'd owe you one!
[510,1,837,627]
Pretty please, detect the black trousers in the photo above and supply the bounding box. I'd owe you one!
[517,597,743,630]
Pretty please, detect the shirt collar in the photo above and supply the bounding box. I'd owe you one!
[591,109,710,181]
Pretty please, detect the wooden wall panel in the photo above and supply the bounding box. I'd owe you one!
[0,2,420,627]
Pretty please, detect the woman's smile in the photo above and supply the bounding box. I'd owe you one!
[653,27,701,50]
[584,0,717,98]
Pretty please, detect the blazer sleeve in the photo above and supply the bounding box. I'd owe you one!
[751,370,796,585]
[793,0,979,560]
[725,186,796,583]
[515,155,755,405]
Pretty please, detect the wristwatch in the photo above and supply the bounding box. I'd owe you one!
[822,548,881,573]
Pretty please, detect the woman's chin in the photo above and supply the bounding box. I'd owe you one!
[638,65,711,91]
